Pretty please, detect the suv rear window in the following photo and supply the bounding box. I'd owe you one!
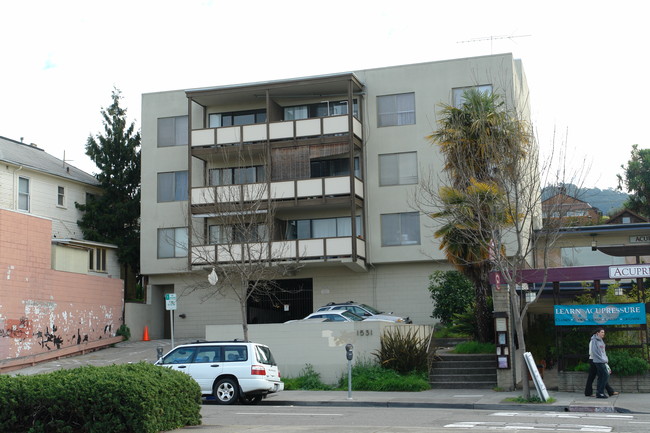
[255,345,276,365]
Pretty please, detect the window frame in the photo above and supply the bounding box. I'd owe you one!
[452,84,493,108]
[379,152,418,186]
[157,171,188,202]
[376,92,415,127]
[157,227,189,259]
[380,212,421,246]
[57,186,66,207]
[157,115,188,147]
[89,247,107,272]
[18,176,30,212]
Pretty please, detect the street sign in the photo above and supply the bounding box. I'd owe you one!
[165,293,177,311]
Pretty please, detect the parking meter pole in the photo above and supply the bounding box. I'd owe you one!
[170,310,175,349]
[347,359,352,399]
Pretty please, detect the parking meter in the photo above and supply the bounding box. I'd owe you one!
[156,346,164,361]
[345,343,353,360]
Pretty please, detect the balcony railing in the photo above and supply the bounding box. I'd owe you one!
[191,176,364,206]
[191,236,366,265]
[191,115,363,147]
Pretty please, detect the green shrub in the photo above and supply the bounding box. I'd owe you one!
[573,362,590,372]
[337,360,430,392]
[608,351,650,376]
[116,324,131,340]
[282,364,332,390]
[428,271,474,325]
[0,363,201,433]
[374,327,430,374]
[453,341,496,354]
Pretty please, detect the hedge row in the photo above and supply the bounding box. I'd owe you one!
[0,362,201,433]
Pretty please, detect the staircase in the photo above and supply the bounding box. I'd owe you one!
[429,351,497,389]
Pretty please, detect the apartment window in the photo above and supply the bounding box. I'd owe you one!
[379,152,418,186]
[209,224,268,244]
[158,227,188,258]
[157,171,188,202]
[310,157,360,178]
[89,247,107,272]
[284,99,359,120]
[381,212,420,246]
[18,176,30,211]
[209,166,266,185]
[209,109,266,128]
[285,216,362,240]
[158,116,188,147]
[452,85,493,108]
[377,93,415,127]
[57,186,65,207]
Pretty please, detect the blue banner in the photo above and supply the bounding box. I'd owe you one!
[554,303,647,326]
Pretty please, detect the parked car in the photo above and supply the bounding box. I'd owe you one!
[316,301,411,323]
[285,310,367,323]
[155,340,283,405]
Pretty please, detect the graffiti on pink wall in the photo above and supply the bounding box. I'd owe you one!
[0,317,31,339]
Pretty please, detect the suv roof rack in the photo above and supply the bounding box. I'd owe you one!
[189,339,251,344]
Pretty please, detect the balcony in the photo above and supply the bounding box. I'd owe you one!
[191,176,364,212]
[191,115,363,147]
[191,236,366,272]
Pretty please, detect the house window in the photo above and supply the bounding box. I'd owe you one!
[57,186,65,207]
[379,152,418,186]
[209,109,266,128]
[158,227,188,258]
[89,247,107,272]
[377,93,415,127]
[18,176,30,211]
[452,85,493,108]
[285,216,363,240]
[209,224,268,244]
[157,171,188,202]
[561,246,625,267]
[209,166,266,185]
[158,116,188,147]
[622,216,631,224]
[381,212,420,246]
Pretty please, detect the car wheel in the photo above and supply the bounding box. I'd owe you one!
[213,378,239,405]
[239,394,263,405]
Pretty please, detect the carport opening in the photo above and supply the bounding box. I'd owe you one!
[246,278,313,324]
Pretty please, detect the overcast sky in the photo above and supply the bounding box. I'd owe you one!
[1,0,646,190]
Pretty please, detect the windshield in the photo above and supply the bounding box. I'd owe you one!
[342,310,364,321]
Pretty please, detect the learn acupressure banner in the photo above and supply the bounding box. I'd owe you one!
[554,303,647,326]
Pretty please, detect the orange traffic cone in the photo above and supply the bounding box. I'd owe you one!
[143,325,150,341]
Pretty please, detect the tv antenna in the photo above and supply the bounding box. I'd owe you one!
[457,34,531,54]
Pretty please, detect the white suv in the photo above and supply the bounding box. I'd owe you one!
[155,340,284,405]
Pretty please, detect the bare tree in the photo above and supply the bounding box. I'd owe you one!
[415,84,588,396]
[186,146,302,340]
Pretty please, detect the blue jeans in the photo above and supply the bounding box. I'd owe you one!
[594,362,610,396]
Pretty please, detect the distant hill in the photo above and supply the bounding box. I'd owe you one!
[542,184,629,216]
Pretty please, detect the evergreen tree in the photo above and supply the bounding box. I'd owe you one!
[76,88,141,281]
[618,144,650,218]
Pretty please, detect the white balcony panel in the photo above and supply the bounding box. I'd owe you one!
[353,118,363,139]
[216,126,241,145]
[323,115,348,135]
[271,240,297,259]
[192,129,215,146]
[243,124,267,142]
[295,118,320,137]
[355,238,366,258]
[269,121,294,140]
[324,177,350,195]
[215,185,242,203]
[243,183,268,201]
[326,237,352,256]
[270,181,295,200]
[192,187,216,205]
[296,179,323,197]
[243,242,269,261]
[299,239,325,257]
[217,244,242,262]
[355,178,364,199]
[192,245,215,265]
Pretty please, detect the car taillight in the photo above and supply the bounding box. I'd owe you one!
[251,365,266,375]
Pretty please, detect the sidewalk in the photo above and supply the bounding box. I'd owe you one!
[5,339,650,414]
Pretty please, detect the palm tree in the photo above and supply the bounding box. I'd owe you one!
[428,88,529,343]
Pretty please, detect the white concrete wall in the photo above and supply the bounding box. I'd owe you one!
[206,322,432,385]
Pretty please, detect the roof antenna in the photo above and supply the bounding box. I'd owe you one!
[457,34,531,54]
